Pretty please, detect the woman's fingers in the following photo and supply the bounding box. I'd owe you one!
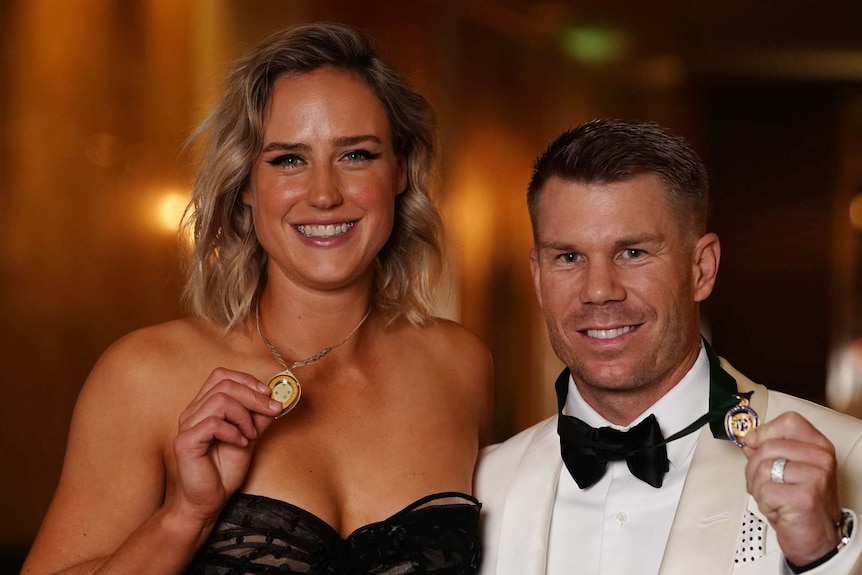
[180,369,283,436]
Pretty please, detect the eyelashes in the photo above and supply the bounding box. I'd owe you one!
[343,149,381,162]
[266,154,302,168]
[265,149,381,168]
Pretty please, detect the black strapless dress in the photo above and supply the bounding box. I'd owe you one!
[186,492,481,574]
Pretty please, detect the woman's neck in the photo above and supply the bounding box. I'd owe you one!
[255,283,374,362]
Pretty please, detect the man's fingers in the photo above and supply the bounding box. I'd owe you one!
[744,412,832,451]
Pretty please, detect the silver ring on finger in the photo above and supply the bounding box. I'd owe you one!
[770,457,787,484]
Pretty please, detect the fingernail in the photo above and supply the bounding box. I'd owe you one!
[269,400,283,412]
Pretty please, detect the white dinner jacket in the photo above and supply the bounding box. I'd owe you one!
[475,361,862,575]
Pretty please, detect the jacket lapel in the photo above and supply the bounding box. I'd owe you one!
[659,426,748,574]
[659,360,770,575]
[497,417,561,575]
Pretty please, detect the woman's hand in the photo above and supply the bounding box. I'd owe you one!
[168,368,283,525]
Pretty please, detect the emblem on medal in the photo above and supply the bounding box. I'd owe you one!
[724,397,759,447]
[268,370,301,417]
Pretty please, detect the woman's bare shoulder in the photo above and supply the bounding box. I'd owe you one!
[80,317,238,418]
[391,316,494,443]
[389,316,493,386]
[414,316,491,358]
[101,317,226,365]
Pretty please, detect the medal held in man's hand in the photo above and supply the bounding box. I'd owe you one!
[725,397,759,447]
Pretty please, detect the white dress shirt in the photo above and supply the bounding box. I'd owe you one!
[546,347,710,575]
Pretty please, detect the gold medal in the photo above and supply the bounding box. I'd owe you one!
[724,397,759,447]
[256,304,370,420]
[267,370,301,417]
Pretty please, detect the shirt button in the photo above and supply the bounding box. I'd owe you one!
[615,512,628,525]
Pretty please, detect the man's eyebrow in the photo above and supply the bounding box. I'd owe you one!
[536,240,578,252]
[612,234,664,250]
[536,233,663,252]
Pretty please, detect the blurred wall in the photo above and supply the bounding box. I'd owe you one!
[3,0,862,570]
[1,0,196,559]
[705,81,859,406]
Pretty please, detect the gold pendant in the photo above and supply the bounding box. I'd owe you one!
[267,369,301,417]
[724,397,759,447]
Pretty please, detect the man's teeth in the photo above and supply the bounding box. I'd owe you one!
[586,326,634,339]
[297,222,354,238]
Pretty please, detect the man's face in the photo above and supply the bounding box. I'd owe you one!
[529,173,719,421]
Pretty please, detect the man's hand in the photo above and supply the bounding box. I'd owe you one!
[743,411,842,567]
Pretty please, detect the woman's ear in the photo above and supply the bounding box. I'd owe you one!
[396,157,408,195]
[241,186,253,207]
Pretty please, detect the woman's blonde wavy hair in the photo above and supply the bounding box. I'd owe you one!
[183,23,442,330]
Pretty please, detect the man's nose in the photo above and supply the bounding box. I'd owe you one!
[579,260,625,305]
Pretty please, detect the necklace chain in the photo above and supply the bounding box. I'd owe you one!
[255,304,371,371]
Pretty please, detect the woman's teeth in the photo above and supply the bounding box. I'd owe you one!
[297,222,354,238]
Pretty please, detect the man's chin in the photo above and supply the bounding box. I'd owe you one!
[571,362,643,392]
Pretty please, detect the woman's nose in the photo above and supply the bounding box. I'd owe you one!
[308,167,343,208]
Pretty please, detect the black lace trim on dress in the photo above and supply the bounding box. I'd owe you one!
[186,491,481,574]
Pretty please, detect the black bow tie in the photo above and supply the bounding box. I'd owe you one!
[553,342,756,490]
[558,412,670,489]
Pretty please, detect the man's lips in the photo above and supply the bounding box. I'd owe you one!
[582,325,639,339]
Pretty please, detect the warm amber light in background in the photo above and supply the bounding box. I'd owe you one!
[84,132,118,168]
[152,187,192,239]
[850,338,862,372]
[849,193,862,230]
[448,182,496,274]
[828,340,862,412]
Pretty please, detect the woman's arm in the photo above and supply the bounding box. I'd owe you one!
[21,328,282,575]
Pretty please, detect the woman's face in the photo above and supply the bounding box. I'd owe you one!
[244,67,405,294]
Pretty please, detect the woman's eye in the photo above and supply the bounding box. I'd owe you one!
[343,149,381,163]
[266,154,303,168]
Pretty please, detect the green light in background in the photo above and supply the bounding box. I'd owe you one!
[559,26,628,65]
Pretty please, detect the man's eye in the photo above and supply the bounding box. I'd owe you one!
[623,248,646,259]
[558,253,579,263]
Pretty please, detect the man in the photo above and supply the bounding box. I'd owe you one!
[475,119,862,575]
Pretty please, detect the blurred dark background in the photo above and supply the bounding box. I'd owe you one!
[4,1,862,570]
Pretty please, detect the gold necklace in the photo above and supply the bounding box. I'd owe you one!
[256,304,371,417]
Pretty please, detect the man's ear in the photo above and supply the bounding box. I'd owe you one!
[692,232,720,302]
[529,248,543,308]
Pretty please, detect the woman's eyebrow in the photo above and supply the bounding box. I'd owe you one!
[334,134,382,147]
[261,141,309,153]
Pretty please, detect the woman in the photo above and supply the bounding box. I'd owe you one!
[23,23,492,574]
